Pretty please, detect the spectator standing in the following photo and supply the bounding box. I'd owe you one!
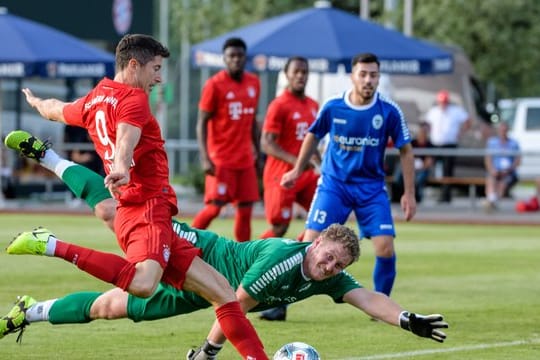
[281,53,416,318]
[424,89,472,202]
[483,121,521,211]
[394,121,434,203]
[259,56,319,239]
[193,37,260,242]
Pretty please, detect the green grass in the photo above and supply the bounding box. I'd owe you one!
[0,214,539,359]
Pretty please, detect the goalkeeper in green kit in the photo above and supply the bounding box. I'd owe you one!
[1,130,448,359]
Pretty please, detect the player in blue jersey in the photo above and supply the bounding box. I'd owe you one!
[277,53,416,320]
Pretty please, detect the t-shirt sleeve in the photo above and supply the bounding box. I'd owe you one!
[62,98,86,127]
[262,99,283,134]
[308,105,330,140]
[457,107,469,123]
[327,271,362,303]
[389,106,412,149]
[199,79,216,113]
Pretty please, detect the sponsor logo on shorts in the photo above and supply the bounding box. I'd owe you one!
[281,208,291,219]
[217,183,227,195]
[380,224,393,230]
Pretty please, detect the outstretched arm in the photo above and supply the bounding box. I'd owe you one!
[22,88,69,123]
[343,288,448,343]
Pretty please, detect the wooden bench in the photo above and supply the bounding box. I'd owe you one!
[427,176,485,208]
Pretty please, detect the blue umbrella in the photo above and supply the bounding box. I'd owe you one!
[0,8,114,78]
[192,4,452,74]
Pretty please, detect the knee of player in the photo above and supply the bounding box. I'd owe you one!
[95,200,116,229]
[130,282,158,298]
[90,291,128,320]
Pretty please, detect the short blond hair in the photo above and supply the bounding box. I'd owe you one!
[320,223,360,264]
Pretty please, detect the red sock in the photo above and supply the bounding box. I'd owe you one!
[259,228,276,239]
[234,206,252,242]
[192,204,221,229]
[54,240,136,290]
[216,301,267,359]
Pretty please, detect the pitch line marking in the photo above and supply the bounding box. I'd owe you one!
[341,338,540,360]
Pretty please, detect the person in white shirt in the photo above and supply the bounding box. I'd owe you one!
[424,89,472,202]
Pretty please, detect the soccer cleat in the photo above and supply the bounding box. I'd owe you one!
[0,295,36,342]
[6,228,55,255]
[259,305,287,321]
[4,130,51,161]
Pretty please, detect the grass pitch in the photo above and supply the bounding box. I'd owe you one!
[0,213,539,359]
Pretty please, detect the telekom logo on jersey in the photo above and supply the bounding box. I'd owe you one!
[228,101,255,120]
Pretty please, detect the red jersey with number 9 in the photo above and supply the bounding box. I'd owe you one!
[63,78,176,207]
[199,70,260,169]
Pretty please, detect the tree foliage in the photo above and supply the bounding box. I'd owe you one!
[411,0,540,98]
[168,0,540,98]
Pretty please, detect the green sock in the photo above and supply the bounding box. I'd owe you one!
[49,292,102,324]
[62,165,112,210]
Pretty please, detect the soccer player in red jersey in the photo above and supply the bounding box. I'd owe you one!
[259,57,319,240]
[18,34,267,359]
[193,37,261,242]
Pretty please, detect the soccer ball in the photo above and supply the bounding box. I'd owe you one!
[273,342,321,360]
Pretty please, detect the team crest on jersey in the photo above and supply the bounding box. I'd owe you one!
[292,112,301,120]
[247,86,257,98]
[217,182,227,195]
[372,114,383,129]
[226,91,235,100]
[162,244,170,263]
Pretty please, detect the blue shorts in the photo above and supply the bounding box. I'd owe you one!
[306,175,395,239]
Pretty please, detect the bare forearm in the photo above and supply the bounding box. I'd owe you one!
[261,133,296,165]
[293,133,319,171]
[344,288,402,326]
[22,88,67,123]
[400,146,416,196]
[114,124,140,172]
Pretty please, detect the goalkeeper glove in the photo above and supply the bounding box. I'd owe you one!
[399,311,448,343]
[186,340,223,360]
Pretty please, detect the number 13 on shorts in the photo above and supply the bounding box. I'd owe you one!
[312,209,327,224]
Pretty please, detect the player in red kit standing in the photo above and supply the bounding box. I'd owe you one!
[259,56,319,240]
[193,37,261,242]
[13,34,267,359]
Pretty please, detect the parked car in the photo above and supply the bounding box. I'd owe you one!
[497,97,540,179]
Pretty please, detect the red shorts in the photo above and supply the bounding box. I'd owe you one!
[114,196,201,289]
[203,166,259,204]
[263,169,318,225]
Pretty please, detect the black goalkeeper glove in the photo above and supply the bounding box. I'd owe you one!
[186,340,223,360]
[399,311,448,343]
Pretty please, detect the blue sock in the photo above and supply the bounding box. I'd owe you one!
[373,254,396,296]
